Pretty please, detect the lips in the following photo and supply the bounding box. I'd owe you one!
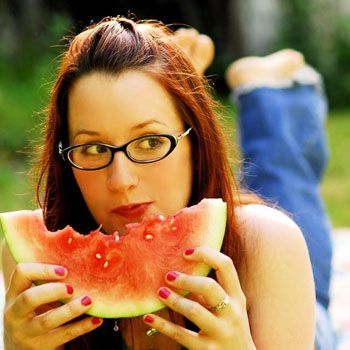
[110,202,152,220]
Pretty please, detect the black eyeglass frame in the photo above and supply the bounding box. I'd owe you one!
[58,127,192,171]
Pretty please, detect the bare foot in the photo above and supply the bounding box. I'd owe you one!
[173,28,215,75]
[225,49,305,88]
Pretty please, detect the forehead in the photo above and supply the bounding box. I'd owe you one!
[67,70,184,140]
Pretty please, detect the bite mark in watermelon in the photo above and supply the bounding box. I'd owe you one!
[0,198,226,318]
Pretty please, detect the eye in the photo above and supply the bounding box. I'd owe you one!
[135,136,165,150]
[80,144,109,155]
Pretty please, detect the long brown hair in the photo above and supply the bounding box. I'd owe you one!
[35,16,260,349]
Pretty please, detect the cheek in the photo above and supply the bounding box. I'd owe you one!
[148,144,193,210]
[73,171,103,204]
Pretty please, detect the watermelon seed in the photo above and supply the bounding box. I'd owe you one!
[159,215,165,221]
[115,235,120,242]
[103,261,109,268]
[96,253,102,259]
[145,234,154,240]
[172,226,177,231]
[67,237,73,244]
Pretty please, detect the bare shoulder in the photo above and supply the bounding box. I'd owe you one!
[235,203,311,285]
[235,204,315,349]
[235,203,307,254]
[236,203,302,234]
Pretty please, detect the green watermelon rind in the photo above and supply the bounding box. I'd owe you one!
[0,199,227,318]
[0,210,44,263]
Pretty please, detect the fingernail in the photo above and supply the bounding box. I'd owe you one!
[54,267,66,276]
[92,317,102,325]
[66,284,74,295]
[166,271,179,282]
[158,287,171,299]
[144,315,154,323]
[81,296,92,306]
[184,248,195,255]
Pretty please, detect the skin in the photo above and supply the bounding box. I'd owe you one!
[68,70,193,235]
[173,28,215,75]
[1,31,316,350]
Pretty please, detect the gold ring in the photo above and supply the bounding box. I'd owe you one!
[213,294,230,312]
[146,327,158,337]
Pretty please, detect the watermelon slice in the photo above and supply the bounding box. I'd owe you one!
[0,198,226,318]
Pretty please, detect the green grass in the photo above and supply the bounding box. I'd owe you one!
[321,110,350,227]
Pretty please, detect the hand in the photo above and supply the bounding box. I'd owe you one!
[3,262,103,350]
[142,247,256,350]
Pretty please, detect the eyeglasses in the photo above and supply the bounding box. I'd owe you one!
[58,128,192,171]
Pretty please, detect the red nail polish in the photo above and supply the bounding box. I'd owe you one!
[54,267,66,276]
[166,271,179,282]
[184,248,195,255]
[159,287,171,299]
[92,317,102,325]
[144,315,154,323]
[66,284,74,295]
[81,296,92,306]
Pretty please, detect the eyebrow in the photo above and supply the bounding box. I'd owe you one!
[130,119,168,131]
[73,119,168,139]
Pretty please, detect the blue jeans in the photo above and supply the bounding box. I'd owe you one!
[235,83,335,349]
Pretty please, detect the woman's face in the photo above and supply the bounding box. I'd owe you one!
[67,70,193,234]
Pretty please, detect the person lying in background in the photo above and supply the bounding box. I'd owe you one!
[175,26,335,350]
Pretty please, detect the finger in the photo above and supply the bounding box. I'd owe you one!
[7,263,67,301]
[165,271,227,308]
[34,301,63,316]
[187,293,211,309]
[47,315,103,347]
[184,247,241,297]
[28,295,95,336]
[10,282,73,319]
[156,287,219,335]
[143,313,204,349]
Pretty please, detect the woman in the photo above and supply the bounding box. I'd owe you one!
[2,17,315,349]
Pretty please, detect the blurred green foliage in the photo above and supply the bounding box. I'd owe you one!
[276,1,350,109]
[0,15,72,151]
[0,153,34,212]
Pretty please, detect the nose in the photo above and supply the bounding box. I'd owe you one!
[106,152,139,193]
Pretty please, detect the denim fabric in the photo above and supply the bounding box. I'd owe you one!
[315,302,337,350]
[237,85,333,310]
[236,84,336,349]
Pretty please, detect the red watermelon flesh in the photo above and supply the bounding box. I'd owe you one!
[0,198,226,318]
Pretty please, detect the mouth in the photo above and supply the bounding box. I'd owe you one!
[110,202,153,220]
